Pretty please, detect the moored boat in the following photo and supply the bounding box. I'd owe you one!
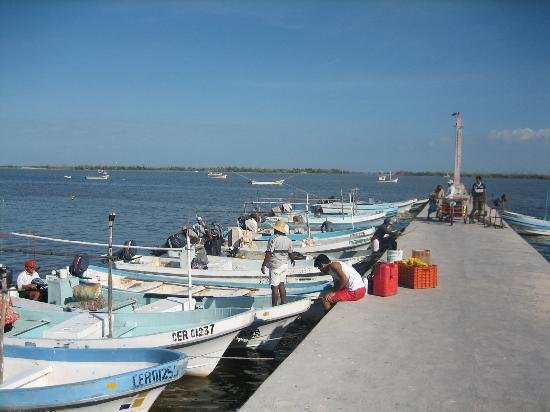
[264,210,386,231]
[14,276,316,352]
[4,304,255,377]
[0,345,187,411]
[501,210,550,236]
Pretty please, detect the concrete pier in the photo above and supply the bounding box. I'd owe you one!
[241,208,550,411]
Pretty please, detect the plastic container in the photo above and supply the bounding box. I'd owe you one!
[398,264,438,289]
[412,249,431,265]
[387,249,403,263]
[372,262,398,297]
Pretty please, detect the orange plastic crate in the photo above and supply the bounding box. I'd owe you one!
[398,264,438,289]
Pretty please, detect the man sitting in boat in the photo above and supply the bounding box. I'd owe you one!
[261,219,295,306]
[370,218,403,254]
[17,260,47,301]
[314,254,366,312]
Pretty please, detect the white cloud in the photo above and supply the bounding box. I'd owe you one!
[488,128,550,142]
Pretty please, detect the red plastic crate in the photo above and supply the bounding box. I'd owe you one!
[398,264,438,289]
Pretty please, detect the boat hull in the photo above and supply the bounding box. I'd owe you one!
[0,345,186,411]
[5,306,256,377]
[502,210,550,236]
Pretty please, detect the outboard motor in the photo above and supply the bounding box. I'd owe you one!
[116,240,138,262]
[69,254,90,278]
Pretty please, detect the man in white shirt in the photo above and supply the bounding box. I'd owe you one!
[445,179,457,198]
[17,260,43,301]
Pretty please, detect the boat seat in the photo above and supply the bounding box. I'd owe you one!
[133,297,195,313]
[4,320,50,337]
[42,313,104,339]
[1,364,53,389]
[114,322,137,338]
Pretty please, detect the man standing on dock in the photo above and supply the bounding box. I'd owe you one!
[314,254,366,312]
[261,219,295,306]
[469,175,487,223]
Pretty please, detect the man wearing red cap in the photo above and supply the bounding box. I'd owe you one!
[17,260,42,301]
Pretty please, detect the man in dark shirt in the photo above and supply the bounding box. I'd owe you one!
[469,175,487,223]
[371,217,403,254]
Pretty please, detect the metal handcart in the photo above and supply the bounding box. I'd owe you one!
[437,196,469,225]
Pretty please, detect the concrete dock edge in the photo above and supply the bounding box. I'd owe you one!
[240,207,550,411]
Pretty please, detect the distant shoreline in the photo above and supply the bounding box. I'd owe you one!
[0,165,548,179]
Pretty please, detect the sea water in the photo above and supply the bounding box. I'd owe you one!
[0,169,548,410]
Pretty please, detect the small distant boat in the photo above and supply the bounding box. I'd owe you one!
[86,169,110,180]
[85,174,109,180]
[249,179,285,186]
[207,172,227,179]
[0,345,187,411]
[502,210,550,236]
[63,175,72,179]
[377,171,398,183]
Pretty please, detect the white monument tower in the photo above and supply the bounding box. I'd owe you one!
[452,112,466,195]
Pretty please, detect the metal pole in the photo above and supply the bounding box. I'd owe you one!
[0,266,8,384]
[340,189,344,219]
[349,193,355,229]
[306,193,311,238]
[107,212,116,338]
[186,232,192,303]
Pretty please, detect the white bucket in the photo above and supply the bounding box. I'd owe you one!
[387,249,403,263]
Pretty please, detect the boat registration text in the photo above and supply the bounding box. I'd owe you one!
[172,324,215,342]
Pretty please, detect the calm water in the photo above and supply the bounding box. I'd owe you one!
[1,169,549,410]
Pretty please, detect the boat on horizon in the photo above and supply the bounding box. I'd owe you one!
[207,171,227,179]
[249,179,285,186]
[85,170,110,180]
[377,171,398,183]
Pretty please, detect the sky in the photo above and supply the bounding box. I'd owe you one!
[1,0,549,173]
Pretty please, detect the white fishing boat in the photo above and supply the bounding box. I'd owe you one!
[377,171,398,183]
[197,295,313,351]
[13,282,314,353]
[207,172,227,179]
[0,345,187,412]
[502,210,550,236]
[83,265,332,298]
[264,210,386,231]
[113,253,333,282]
[249,179,285,185]
[250,226,376,248]
[5,304,255,377]
[85,170,110,180]
[85,174,109,180]
[316,198,416,215]
[63,175,72,180]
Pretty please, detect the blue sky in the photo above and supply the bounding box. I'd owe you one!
[1,1,549,173]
